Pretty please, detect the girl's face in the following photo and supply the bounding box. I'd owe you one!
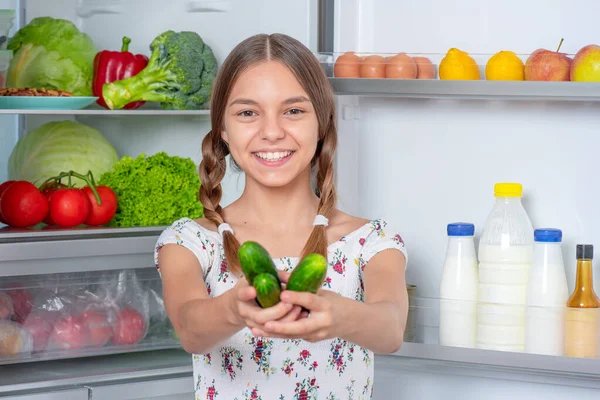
[222,61,319,188]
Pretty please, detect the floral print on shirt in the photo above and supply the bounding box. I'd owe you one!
[154,217,407,400]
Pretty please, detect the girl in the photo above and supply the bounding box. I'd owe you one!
[154,33,408,399]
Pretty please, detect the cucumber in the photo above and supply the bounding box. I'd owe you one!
[254,273,282,308]
[238,241,281,286]
[286,253,328,293]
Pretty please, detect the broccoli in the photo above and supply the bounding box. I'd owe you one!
[102,31,218,110]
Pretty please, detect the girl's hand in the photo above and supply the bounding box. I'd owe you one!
[250,289,341,342]
[230,271,303,332]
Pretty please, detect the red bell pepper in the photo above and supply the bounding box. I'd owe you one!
[93,37,149,109]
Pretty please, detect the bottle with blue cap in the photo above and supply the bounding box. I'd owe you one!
[524,228,568,356]
[439,222,478,348]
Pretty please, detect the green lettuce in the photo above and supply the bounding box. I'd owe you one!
[98,152,204,227]
[8,120,119,187]
[6,17,98,96]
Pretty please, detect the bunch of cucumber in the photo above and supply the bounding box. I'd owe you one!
[238,241,328,308]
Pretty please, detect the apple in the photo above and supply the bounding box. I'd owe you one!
[51,315,89,350]
[4,284,33,323]
[81,310,112,347]
[524,39,572,81]
[570,44,600,81]
[23,311,56,352]
[112,307,147,345]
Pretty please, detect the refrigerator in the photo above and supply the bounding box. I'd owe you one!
[1,0,600,398]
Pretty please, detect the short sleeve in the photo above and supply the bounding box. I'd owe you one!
[359,219,408,270]
[154,218,219,279]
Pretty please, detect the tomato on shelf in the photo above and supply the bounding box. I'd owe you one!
[0,181,48,228]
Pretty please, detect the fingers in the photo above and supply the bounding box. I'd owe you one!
[236,286,256,302]
[278,270,291,284]
[252,301,294,325]
[278,305,303,323]
[280,290,322,311]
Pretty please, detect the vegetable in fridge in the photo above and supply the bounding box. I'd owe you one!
[93,36,149,110]
[98,152,203,227]
[6,17,98,96]
[0,181,48,228]
[8,120,119,188]
[102,30,217,110]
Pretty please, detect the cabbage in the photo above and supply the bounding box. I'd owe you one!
[6,17,98,96]
[8,121,119,187]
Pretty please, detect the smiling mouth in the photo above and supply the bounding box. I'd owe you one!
[253,151,295,161]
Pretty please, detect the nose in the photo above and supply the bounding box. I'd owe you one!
[259,113,285,142]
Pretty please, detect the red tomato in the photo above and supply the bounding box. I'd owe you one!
[0,180,16,224]
[81,186,118,226]
[112,307,147,345]
[0,181,48,228]
[49,189,91,228]
[40,182,67,225]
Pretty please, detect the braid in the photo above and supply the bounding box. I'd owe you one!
[199,131,242,275]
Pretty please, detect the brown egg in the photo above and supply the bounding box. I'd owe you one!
[385,53,418,79]
[360,55,386,78]
[334,52,362,78]
[412,56,436,79]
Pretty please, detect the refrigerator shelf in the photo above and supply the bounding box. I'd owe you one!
[387,342,600,389]
[328,78,600,102]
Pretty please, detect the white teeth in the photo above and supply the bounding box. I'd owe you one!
[255,151,292,161]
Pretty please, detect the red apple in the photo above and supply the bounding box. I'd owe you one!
[81,310,112,347]
[51,315,89,350]
[112,307,146,345]
[570,44,600,81]
[525,39,572,81]
[23,311,56,352]
[4,284,33,323]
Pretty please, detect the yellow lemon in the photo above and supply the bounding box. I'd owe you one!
[439,48,480,80]
[485,50,525,81]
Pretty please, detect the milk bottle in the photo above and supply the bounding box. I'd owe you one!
[477,183,534,352]
[525,229,569,356]
[439,223,478,348]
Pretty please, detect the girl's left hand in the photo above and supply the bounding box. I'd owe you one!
[251,289,341,342]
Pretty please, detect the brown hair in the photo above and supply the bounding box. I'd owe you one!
[198,33,337,275]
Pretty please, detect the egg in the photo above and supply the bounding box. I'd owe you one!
[385,53,418,79]
[360,55,386,78]
[412,56,436,79]
[333,52,362,78]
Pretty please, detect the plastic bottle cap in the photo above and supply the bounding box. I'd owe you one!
[447,222,475,237]
[576,244,593,260]
[494,182,523,197]
[534,228,562,243]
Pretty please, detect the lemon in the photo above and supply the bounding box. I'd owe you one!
[485,51,524,81]
[439,48,480,80]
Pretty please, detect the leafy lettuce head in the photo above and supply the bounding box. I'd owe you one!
[6,17,98,96]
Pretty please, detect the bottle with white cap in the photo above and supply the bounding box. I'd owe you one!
[525,228,569,356]
[439,222,478,348]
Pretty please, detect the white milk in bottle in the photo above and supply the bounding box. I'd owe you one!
[525,229,569,356]
[477,183,534,351]
[439,223,478,348]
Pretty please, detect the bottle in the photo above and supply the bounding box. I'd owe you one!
[565,244,600,359]
[525,229,569,356]
[477,183,534,352]
[439,222,478,348]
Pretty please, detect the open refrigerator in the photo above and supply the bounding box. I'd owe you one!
[1,0,600,399]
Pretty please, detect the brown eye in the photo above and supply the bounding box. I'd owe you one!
[238,110,256,117]
[285,108,304,115]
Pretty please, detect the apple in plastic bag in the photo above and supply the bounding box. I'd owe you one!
[112,307,146,345]
[81,310,112,347]
[0,293,14,320]
[52,315,89,350]
[23,311,56,352]
[4,284,33,323]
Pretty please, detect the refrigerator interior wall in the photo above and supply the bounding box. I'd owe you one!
[334,0,600,397]
[0,0,320,207]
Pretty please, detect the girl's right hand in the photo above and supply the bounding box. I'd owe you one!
[230,271,303,331]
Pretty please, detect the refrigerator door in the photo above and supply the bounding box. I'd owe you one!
[6,388,89,400]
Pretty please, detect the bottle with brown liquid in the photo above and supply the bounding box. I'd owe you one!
[565,244,600,358]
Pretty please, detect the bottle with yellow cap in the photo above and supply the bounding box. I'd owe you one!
[476,182,534,352]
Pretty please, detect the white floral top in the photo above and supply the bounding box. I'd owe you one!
[154,217,407,400]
